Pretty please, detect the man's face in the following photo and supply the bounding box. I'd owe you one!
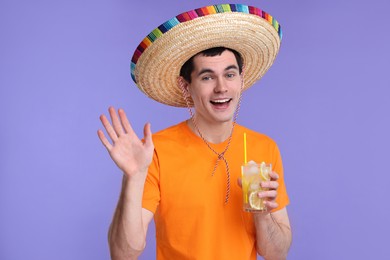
[184,50,242,125]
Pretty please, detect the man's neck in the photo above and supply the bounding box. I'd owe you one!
[186,118,234,144]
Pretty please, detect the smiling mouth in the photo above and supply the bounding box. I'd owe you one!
[210,98,232,106]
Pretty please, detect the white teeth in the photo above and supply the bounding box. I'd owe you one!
[212,99,230,103]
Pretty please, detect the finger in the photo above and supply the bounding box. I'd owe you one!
[258,190,278,200]
[108,106,125,136]
[270,171,279,181]
[261,180,279,190]
[100,114,118,142]
[264,200,278,210]
[97,129,113,151]
[143,122,154,149]
[118,108,136,135]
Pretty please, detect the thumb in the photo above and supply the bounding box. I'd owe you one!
[237,177,242,188]
[143,122,153,148]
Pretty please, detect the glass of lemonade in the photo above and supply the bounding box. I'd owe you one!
[241,161,272,212]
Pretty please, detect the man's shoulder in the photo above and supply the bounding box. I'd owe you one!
[152,121,189,144]
[153,121,186,137]
[151,121,195,155]
[235,124,276,144]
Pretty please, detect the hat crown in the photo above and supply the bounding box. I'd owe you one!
[130,4,282,107]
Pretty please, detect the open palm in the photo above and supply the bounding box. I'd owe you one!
[97,107,154,179]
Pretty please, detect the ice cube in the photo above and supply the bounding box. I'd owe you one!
[248,165,259,174]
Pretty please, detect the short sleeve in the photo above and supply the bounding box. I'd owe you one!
[271,143,290,212]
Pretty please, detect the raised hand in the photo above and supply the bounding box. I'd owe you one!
[97,107,154,180]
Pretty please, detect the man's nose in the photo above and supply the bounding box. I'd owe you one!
[214,78,228,93]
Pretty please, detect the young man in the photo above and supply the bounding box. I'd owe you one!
[98,4,291,260]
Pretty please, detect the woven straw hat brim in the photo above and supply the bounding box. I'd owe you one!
[132,9,281,107]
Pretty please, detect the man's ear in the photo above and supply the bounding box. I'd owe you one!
[177,76,190,97]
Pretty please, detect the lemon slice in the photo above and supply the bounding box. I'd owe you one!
[249,191,264,210]
[260,170,269,181]
[260,163,271,181]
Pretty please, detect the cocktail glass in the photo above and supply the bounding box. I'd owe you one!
[241,161,271,212]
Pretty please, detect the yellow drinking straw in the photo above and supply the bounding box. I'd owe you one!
[244,132,247,164]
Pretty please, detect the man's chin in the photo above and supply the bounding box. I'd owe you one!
[213,114,236,124]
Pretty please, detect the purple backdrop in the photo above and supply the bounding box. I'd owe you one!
[1,0,389,259]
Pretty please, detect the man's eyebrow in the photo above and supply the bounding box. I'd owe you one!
[197,68,214,76]
[225,65,239,71]
[197,65,239,77]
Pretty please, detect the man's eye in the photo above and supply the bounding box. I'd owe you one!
[226,73,235,78]
[202,76,212,80]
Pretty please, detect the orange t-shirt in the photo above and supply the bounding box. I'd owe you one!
[142,121,289,260]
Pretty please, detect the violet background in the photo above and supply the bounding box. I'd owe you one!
[1,0,389,259]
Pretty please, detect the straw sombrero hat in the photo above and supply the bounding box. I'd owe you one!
[130,4,282,107]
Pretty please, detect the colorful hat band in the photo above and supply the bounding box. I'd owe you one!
[131,4,282,83]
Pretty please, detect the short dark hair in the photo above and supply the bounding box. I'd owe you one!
[179,47,243,83]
